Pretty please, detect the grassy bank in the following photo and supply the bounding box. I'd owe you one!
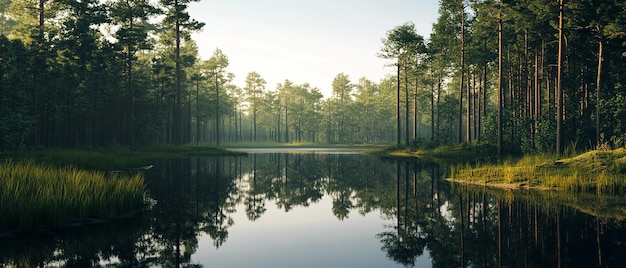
[370,143,498,162]
[219,141,389,148]
[450,148,626,193]
[6,145,244,171]
[0,145,240,233]
[0,160,144,232]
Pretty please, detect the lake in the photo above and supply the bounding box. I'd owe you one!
[2,148,626,267]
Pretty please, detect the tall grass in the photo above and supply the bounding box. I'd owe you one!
[0,160,144,232]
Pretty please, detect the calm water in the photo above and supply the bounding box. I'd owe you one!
[2,149,626,267]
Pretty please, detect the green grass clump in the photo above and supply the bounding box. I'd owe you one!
[0,160,145,232]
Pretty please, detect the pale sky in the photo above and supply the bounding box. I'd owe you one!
[187,0,440,97]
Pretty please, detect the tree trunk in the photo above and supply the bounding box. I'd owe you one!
[277,106,281,142]
[397,63,401,146]
[253,96,257,141]
[556,0,564,156]
[472,72,477,142]
[413,66,418,141]
[173,0,182,145]
[327,103,331,143]
[436,71,442,145]
[532,48,540,149]
[458,3,465,144]
[215,74,220,145]
[596,35,603,147]
[405,63,410,145]
[430,74,435,143]
[196,80,200,144]
[127,0,135,148]
[187,90,191,143]
[284,100,289,143]
[497,7,503,156]
[231,108,239,142]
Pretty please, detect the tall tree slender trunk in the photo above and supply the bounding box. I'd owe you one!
[215,74,220,145]
[482,64,487,141]
[196,80,200,144]
[532,48,540,149]
[414,70,418,141]
[430,74,435,143]
[173,0,182,145]
[405,64,410,145]
[545,40,552,133]
[595,34,603,147]
[284,100,289,143]
[187,91,191,143]
[538,43,543,134]
[126,0,136,148]
[497,6,503,156]
[233,109,237,142]
[253,94,257,141]
[458,1,466,144]
[33,0,46,147]
[277,106,281,142]
[472,72,477,142]
[327,102,331,143]
[436,71,442,145]
[396,62,401,146]
[556,0,564,156]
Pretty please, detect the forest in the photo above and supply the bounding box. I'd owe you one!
[1,0,626,155]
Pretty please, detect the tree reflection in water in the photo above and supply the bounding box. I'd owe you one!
[381,157,626,268]
[2,153,626,267]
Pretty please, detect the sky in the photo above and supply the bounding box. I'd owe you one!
[187,0,440,97]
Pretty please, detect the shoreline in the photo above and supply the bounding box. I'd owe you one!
[445,178,556,191]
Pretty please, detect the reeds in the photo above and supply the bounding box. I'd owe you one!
[0,160,144,231]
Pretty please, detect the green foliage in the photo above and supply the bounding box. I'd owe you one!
[0,36,33,150]
[379,22,426,62]
[0,0,17,34]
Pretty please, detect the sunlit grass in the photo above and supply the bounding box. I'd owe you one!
[451,148,626,194]
[0,160,145,232]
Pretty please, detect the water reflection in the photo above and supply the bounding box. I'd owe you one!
[2,152,626,267]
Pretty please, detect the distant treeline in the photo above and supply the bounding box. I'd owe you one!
[1,0,625,154]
